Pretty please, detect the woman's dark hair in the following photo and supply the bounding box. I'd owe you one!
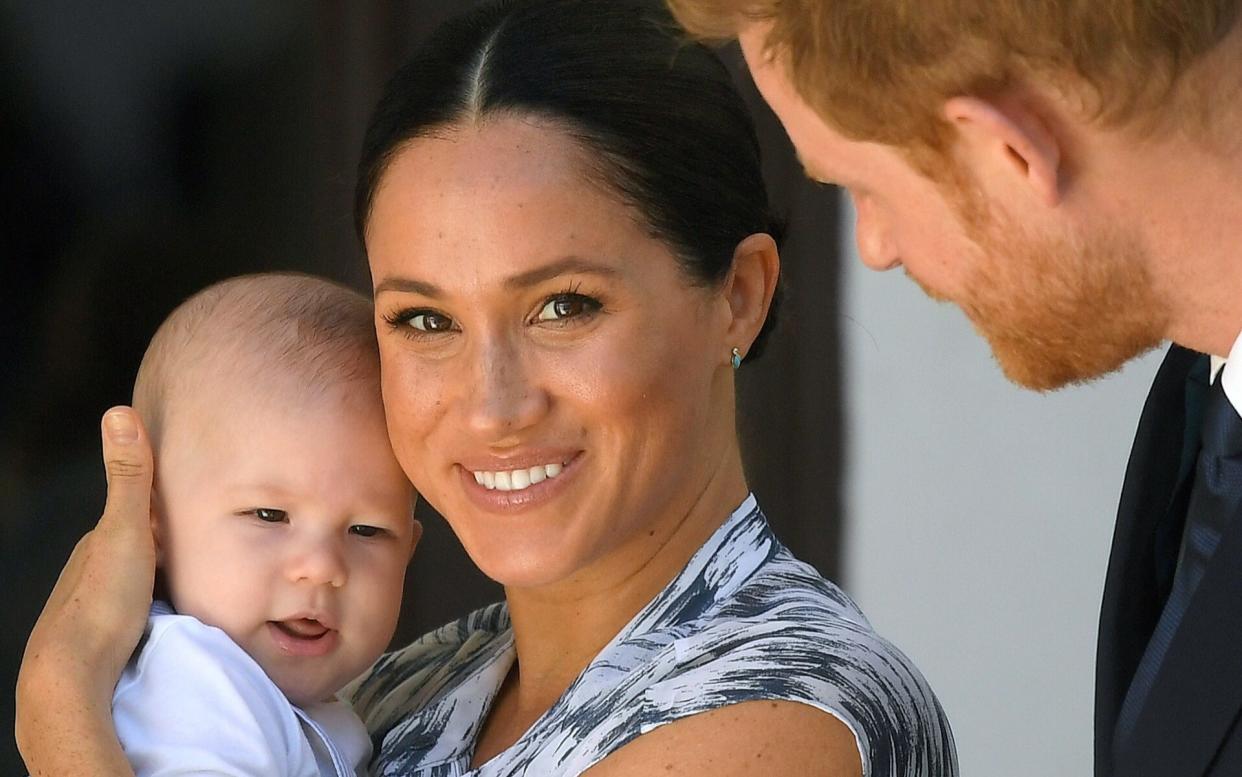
[355,0,783,358]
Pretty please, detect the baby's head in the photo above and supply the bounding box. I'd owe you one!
[133,273,418,707]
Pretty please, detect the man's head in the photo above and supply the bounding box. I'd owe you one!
[670,0,1242,389]
[133,273,419,705]
[671,0,1240,154]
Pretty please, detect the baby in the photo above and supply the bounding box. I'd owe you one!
[113,273,419,776]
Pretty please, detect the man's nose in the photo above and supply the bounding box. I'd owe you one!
[852,193,901,271]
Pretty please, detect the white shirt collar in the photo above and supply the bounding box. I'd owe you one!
[1211,355,1227,384]
[1212,332,1242,419]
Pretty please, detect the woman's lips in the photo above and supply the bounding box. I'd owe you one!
[459,451,582,512]
[267,619,338,657]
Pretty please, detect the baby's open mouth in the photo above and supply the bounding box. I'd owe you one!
[267,617,338,657]
[271,618,330,640]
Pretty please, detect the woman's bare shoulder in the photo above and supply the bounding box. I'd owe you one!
[583,699,862,777]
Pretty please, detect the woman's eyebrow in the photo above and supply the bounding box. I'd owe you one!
[374,257,621,298]
[374,276,443,298]
[502,256,620,290]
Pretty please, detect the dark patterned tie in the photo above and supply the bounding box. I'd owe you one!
[1115,374,1242,750]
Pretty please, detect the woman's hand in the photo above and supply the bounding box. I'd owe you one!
[15,407,154,776]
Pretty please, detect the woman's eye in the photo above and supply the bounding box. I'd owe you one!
[251,508,287,523]
[382,308,458,342]
[407,311,455,332]
[349,525,385,538]
[536,293,600,322]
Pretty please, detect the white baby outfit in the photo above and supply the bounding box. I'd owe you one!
[113,601,370,776]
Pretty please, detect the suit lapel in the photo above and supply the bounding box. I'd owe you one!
[1097,346,1203,774]
[1116,504,1242,776]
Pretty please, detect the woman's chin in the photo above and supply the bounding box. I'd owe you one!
[466,540,583,591]
[453,520,604,592]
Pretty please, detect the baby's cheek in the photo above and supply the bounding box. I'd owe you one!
[162,543,213,613]
[171,570,245,631]
[351,545,405,612]
[373,560,409,645]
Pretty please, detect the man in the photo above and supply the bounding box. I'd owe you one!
[667,1,1242,775]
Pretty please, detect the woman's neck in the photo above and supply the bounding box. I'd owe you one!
[500,448,750,724]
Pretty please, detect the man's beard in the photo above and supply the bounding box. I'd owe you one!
[934,199,1168,391]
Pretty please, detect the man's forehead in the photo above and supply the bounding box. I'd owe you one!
[735,22,844,174]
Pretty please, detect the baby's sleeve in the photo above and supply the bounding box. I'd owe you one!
[112,616,320,777]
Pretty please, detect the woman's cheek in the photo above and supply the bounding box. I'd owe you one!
[381,356,428,457]
[381,352,455,489]
[561,317,670,406]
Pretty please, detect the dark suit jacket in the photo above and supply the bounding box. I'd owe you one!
[1097,345,1242,776]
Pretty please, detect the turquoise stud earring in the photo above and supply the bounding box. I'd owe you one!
[731,347,742,370]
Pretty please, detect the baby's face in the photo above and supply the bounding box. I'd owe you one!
[154,384,417,707]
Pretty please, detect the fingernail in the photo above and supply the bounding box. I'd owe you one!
[105,410,138,443]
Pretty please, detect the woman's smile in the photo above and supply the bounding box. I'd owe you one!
[457,450,585,512]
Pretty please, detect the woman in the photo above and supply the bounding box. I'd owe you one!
[16,1,956,774]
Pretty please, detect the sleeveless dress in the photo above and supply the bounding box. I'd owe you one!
[348,495,957,776]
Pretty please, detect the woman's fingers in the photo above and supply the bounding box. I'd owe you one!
[16,407,157,763]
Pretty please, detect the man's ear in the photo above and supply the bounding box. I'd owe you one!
[943,95,1063,208]
[723,232,780,362]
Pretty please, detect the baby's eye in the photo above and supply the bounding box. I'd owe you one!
[536,293,601,322]
[251,508,288,523]
[349,524,386,538]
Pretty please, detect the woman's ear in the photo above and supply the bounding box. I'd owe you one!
[723,232,780,361]
[943,95,1062,208]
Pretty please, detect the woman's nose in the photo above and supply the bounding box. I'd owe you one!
[285,537,348,589]
[465,337,549,440]
[852,193,902,271]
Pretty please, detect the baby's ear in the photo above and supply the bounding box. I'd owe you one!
[408,518,424,562]
[149,486,165,567]
[150,490,172,602]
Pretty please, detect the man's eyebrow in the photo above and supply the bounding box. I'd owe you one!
[374,256,621,298]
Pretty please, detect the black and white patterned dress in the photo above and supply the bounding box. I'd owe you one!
[348,495,957,776]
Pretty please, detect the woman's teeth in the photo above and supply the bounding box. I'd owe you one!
[472,463,563,492]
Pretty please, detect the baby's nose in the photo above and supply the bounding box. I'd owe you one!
[286,540,348,588]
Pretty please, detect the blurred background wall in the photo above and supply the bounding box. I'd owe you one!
[0,2,838,772]
[1,2,1171,776]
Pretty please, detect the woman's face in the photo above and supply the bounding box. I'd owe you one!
[366,117,739,590]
